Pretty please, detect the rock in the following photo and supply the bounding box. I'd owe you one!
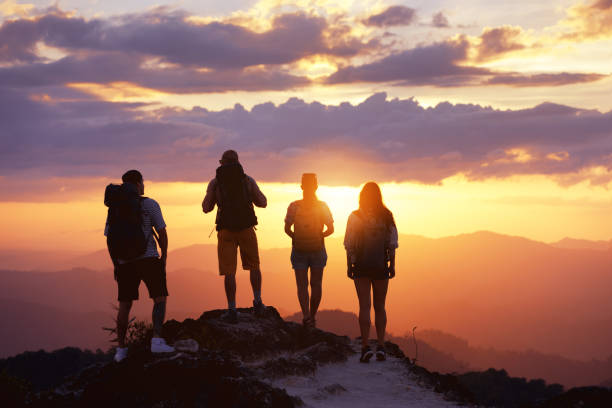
[174,338,199,353]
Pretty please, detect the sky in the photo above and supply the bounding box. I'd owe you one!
[1,0,612,252]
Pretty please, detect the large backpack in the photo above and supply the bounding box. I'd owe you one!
[104,183,148,261]
[293,200,324,252]
[216,163,257,231]
[354,210,390,274]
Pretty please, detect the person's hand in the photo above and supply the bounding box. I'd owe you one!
[388,265,395,279]
[347,264,355,279]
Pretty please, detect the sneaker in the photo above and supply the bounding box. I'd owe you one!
[151,337,175,354]
[222,308,238,323]
[114,346,128,363]
[359,346,373,363]
[252,300,266,316]
[376,344,386,361]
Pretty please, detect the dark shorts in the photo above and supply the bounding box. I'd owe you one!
[117,257,168,301]
[291,247,327,270]
[353,267,389,280]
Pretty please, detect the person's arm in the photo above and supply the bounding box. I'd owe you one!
[322,222,334,238]
[202,179,217,213]
[344,213,357,278]
[321,203,334,238]
[284,203,295,239]
[284,221,294,239]
[249,177,267,208]
[387,224,398,278]
[156,227,168,265]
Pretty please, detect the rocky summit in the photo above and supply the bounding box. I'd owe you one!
[18,306,476,408]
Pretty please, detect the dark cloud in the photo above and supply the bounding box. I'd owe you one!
[363,6,417,27]
[325,36,605,88]
[3,90,612,187]
[0,9,371,68]
[485,72,607,87]
[0,53,310,93]
[325,37,488,86]
[431,12,450,28]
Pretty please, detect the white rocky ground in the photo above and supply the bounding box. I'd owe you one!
[270,340,462,408]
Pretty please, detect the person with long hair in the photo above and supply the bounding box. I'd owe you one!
[285,173,334,328]
[344,182,398,362]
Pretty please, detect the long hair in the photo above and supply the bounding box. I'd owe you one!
[358,182,395,227]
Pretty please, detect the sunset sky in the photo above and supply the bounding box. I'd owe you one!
[2,0,612,253]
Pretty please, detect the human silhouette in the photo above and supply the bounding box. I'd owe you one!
[344,182,398,362]
[202,150,267,323]
[104,169,175,362]
[284,173,334,328]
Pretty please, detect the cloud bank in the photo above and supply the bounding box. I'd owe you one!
[3,89,612,187]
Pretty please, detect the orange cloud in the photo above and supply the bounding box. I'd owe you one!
[475,25,526,62]
[562,0,612,40]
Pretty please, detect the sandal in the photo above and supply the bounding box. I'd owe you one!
[302,316,313,328]
[376,344,386,361]
[359,346,373,363]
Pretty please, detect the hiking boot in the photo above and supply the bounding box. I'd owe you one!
[253,300,266,316]
[151,337,175,354]
[359,346,373,363]
[222,308,238,323]
[114,346,128,363]
[376,344,386,361]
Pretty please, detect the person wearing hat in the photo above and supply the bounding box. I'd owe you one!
[284,173,334,328]
[202,150,267,322]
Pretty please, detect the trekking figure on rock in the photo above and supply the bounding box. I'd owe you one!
[284,173,334,328]
[202,150,268,323]
[344,182,398,363]
[104,170,175,363]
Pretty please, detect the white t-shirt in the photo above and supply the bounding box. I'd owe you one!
[104,197,166,261]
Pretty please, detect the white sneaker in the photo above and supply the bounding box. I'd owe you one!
[151,337,175,353]
[114,347,128,362]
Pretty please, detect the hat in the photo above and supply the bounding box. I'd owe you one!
[301,173,317,189]
[220,150,239,164]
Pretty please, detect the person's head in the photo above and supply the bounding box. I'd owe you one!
[358,181,395,225]
[220,150,239,166]
[301,173,318,197]
[122,169,144,195]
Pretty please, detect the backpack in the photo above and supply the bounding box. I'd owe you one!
[216,163,257,231]
[293,200,324,252]
[104,183,148,261]
[354,210,390,273]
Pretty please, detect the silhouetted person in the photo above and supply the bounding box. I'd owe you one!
[202,150,267,323]
[104,170,174,363]
[344,182,397,363]
[284,173,334,328]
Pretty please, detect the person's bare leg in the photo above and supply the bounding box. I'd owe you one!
[294,269,310,321]
[224,274,236,307]
[250,268,262,306]
[309,267,323,322]
[152,296,167,338]
[117,300,133,348]
[354,277,372,349]
[372,279,389,346]
[249,268,262,295]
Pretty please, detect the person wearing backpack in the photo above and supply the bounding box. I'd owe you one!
[344,182,398,363]
[104,170,175,363]
[202,150,268,323]
[284,173,334,328]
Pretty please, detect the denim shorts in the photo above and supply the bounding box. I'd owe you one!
[291,247,327,270]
